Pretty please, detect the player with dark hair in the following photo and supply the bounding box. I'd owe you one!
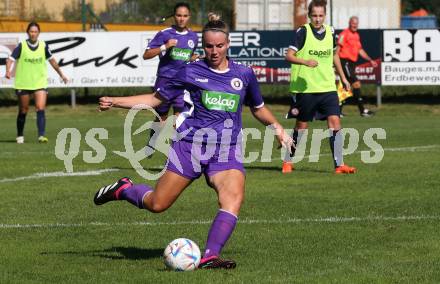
[282,0,356,174]
[94,13,293,269]
[337,16,377,117]
[5,21,68,144]
[143,2,199,154]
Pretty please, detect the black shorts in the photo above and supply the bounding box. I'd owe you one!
[15,89,48,96]
[340,59,359,84]
[296,91,340,122]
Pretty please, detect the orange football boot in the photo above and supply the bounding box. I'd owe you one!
[282,161,294,173]
[335,164,356,174]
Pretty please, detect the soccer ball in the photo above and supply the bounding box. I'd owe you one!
[163,238,201,271]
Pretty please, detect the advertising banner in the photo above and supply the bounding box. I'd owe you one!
[382,29,440,85]
[349,29,382,84]
[0,32,158,88]
[196,29,382,84]
[195,30,295,84]
[0,29,387,87]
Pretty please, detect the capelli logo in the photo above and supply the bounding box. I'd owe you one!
[24,57,43,64]
[308,49,332,58]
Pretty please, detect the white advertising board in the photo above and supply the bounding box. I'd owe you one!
[382,29,440,86]
[0,32,160,88]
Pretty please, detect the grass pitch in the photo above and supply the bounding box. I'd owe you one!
[0,103,439,283]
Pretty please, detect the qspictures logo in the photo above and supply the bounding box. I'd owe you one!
[54,106,387,180]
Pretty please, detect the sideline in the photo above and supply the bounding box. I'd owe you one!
[0,168,120,183]
[1,144,439,183]
[1,215,439,229]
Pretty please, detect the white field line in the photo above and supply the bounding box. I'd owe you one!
[0,144,438,184]
[292,144,440,160]
[1,144,439,157]
[0,169,120,183]
[1,215,439,230]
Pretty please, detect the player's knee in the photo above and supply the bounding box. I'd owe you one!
[220,190,244,210]
[19,107,29,114]
[148,202,169,213]
[296,121,308,129]
[327,116,341,129]
[146,196,171,213]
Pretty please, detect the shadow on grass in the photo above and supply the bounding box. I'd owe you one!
[246,165,329,174]
[0,139,17,143]
[113,166,164,173]
[42,246,163,260]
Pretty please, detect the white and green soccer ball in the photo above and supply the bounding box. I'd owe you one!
[163,238,201,271]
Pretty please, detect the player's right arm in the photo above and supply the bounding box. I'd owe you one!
[285,27,318,68]
[143,31,178,60]
[5,43,21,79]
[98,93,163,111]
[99,66,187,111]
[143,39,178,59]
[5,58,13,79]
[285,49,318,67]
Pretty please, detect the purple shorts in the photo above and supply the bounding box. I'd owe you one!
[154,77,184,115]
[166,140,245,180]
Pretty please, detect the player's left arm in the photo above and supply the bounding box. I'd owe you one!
[189,34,200,61]
[48,58,68,84]
[332,28,350,90]
[333,53,350,91]
[359,48,378,67]
[46,42,68,84]
[251,106,293,151]
[245,69,293,150]
[190,53,200,61]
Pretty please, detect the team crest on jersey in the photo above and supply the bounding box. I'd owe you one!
[188,40,195,49]
[231,78,243,90]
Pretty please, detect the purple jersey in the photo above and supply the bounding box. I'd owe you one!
[158,59,265,145]
[147,26,198,79]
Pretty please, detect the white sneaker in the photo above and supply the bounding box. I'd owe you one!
[16,136,24,144]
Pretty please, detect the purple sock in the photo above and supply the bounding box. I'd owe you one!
[120,184,153,209]
[203,210,238,258]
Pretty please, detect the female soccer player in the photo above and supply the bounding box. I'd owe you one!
[94,14,292,269]
[143,2,199,153]
[5,21,68,144]
[282,0,356,174]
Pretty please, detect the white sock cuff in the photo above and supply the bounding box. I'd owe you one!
[219,209,238,220]
[140,190,153,209]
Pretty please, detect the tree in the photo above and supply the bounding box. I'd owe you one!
[101,0,234,28]
[30,4,54,21]
[402,0,440,24]
[63,0,82,22]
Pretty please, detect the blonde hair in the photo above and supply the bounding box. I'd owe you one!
[207,12,221,22]
[202,12,229,35]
